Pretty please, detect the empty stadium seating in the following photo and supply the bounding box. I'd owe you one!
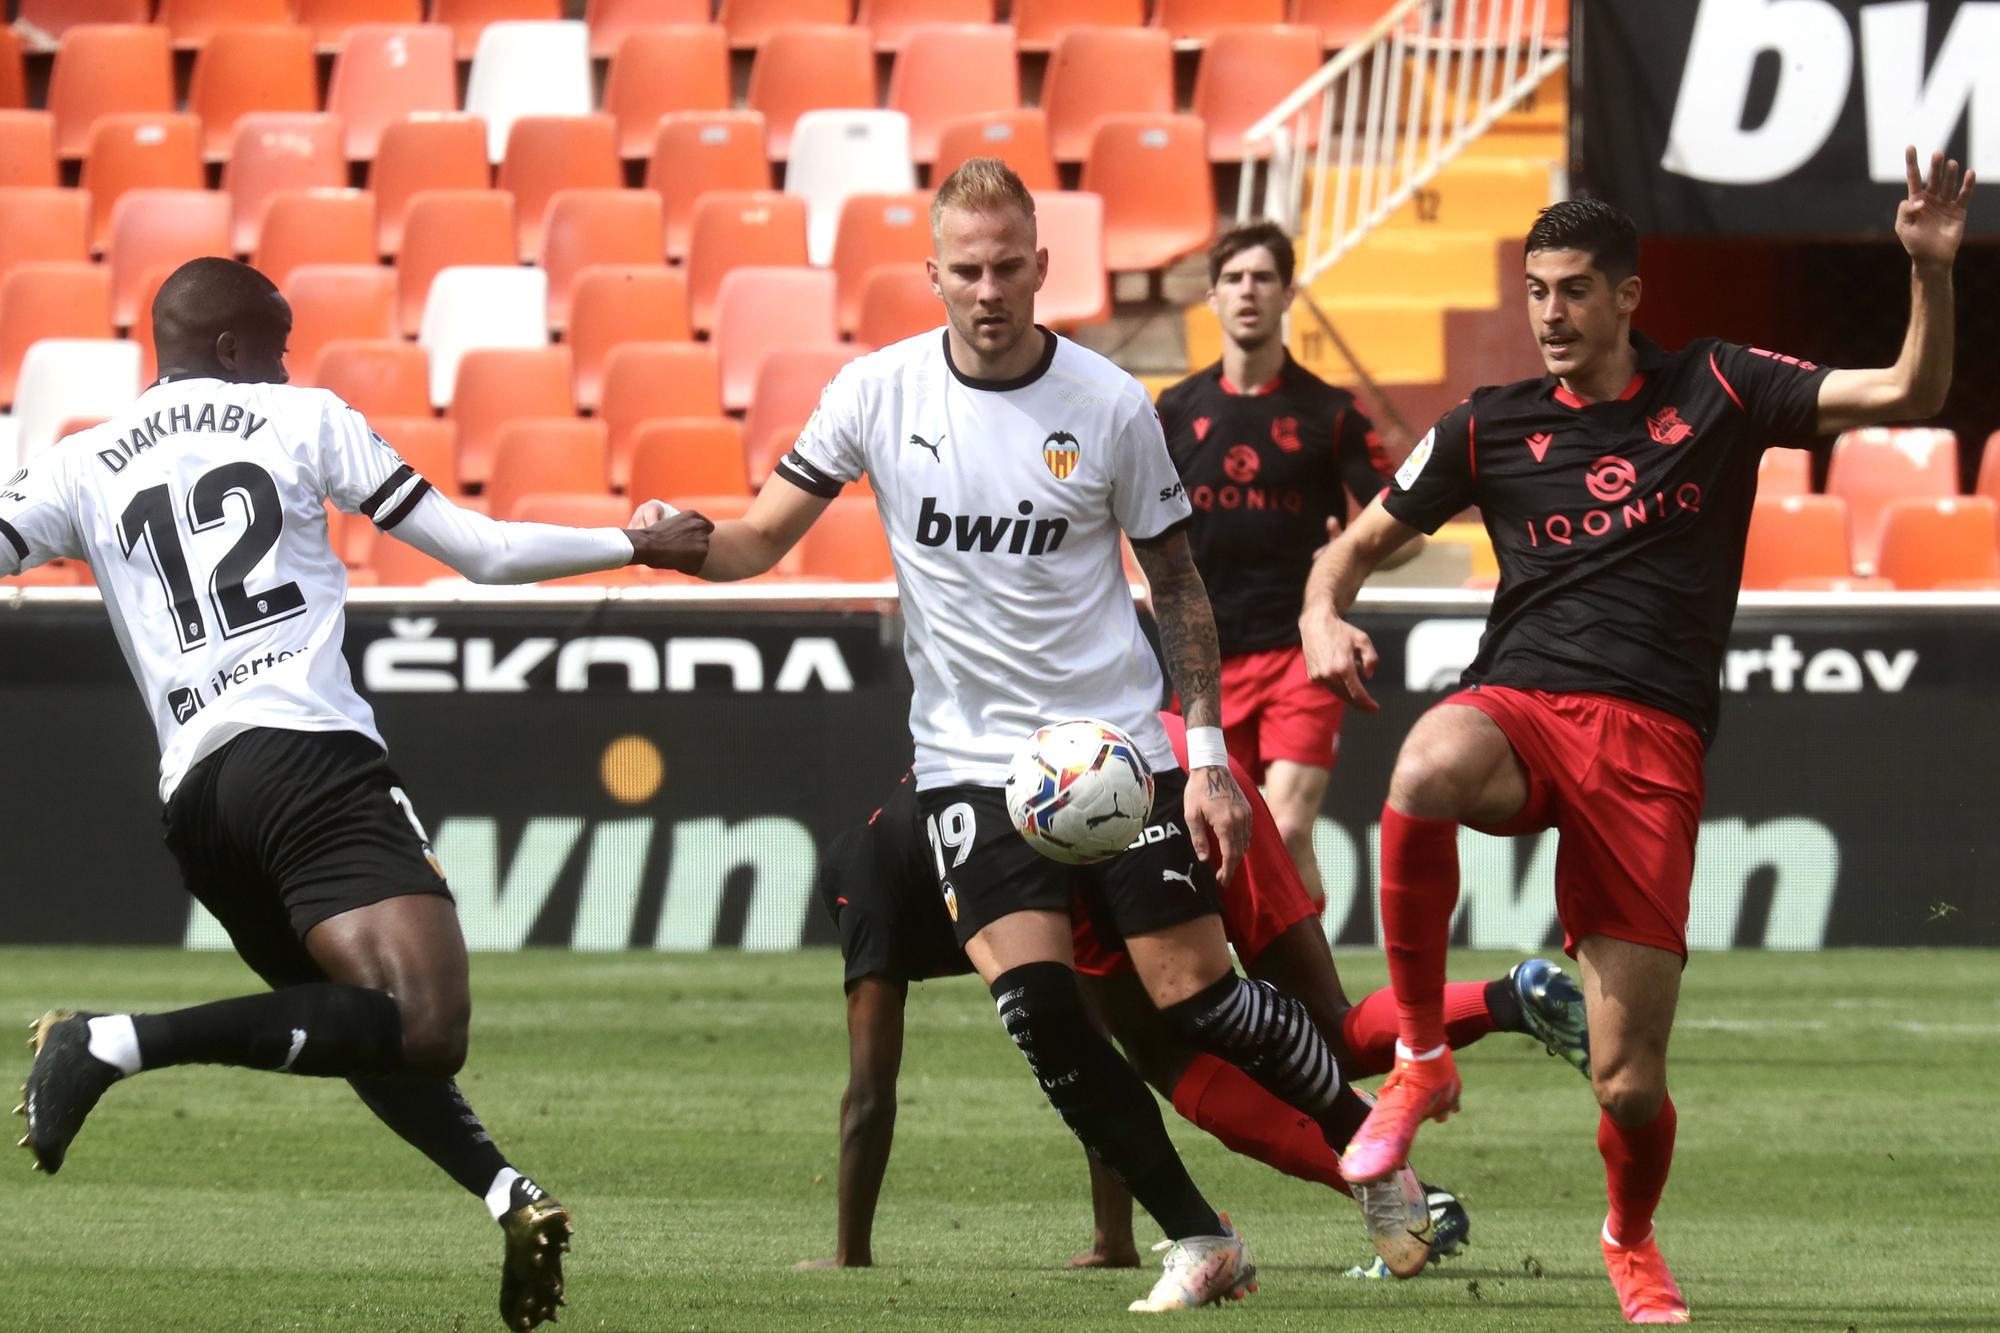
[599,342,723,488]
[566,267,691,410]
[281,264,399,386]
[1827,426,1960,575]
[1741,495,1851,591]
[603,24,732,158]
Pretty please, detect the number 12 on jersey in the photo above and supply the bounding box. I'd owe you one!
[119,462,307,652]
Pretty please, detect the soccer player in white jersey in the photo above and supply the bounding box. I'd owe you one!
[2,258,712,1332]
[633,160,1436,1311]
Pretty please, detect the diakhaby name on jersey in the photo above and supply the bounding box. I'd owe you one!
[93,401,269,474]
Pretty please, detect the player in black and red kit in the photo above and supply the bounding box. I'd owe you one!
[1157,223,1416,908]
[1300,150,1973,1324]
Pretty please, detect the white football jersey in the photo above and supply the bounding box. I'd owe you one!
[0,377,432,801]
[780,328,1194,789]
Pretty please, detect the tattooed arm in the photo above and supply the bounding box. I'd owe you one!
[1132,528,1252,884]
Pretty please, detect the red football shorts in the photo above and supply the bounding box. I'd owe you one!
[1446,685,1706,961]
[1220,645,1346,782]
[1072,717,1321,977]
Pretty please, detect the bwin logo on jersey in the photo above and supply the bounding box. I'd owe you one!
[915,496,1069,555]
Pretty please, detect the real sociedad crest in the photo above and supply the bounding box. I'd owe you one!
[1043,430,1080,480]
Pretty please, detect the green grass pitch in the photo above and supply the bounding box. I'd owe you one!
[3,947,1996,1332]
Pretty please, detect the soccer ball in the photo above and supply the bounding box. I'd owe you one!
[1004,718,1155,864]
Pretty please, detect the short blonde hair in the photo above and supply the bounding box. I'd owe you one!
[930,157,1037,244]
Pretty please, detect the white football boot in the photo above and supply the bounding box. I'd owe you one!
[1126,1220,1256,1313]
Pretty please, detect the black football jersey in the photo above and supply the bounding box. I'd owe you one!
[1384,332,1832,743]
[1159,357,1392,656]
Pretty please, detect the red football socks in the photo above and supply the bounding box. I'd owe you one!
[1599,1093,1678,1246]
[1340,982,1500,1078]
[1169,1054,1352,1198]
[1378,804,1462,1054]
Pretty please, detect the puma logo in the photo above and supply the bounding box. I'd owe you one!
[1085,796,1128,829]
[1161,863,1197,890]
[911,432,944,461]
[279,1027,307,1072]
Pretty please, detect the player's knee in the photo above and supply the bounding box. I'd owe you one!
[395,994,470,1076]
[1386,744,1475,819]
[1592,1061,1667,1125]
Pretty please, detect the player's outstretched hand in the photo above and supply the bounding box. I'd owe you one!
[1185,762,1252,885]
[1300,609,1380,712]
[1896,146,1975,270]
[1065,1243,1142,1269]
[627,508,713,574]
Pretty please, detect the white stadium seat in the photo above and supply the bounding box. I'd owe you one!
[12,339,143,459]
[783,109,917,267]
[417,265,549,408]
[463,21,593,165]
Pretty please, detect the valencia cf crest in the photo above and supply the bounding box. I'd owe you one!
[1042,430,1081,480]
[1270,416,1302,452]
[1193,416,1212,442]
[1647,407,1694,446]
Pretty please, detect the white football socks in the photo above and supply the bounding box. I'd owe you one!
[484,1167,523,1221]
[85,1015,142,1077]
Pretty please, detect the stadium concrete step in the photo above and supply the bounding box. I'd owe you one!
[1303,230,1501,308]
[1183,298,1446,385]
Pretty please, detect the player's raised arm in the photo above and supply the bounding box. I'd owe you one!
[1130,529,1252,883]
[1815,148,1974,436]
[671,478,833,582]
[1299,499,1423,713]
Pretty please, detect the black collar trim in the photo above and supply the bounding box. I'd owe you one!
[942,326,1057,391]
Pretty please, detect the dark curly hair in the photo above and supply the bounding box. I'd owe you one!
[1524,199,1639,283]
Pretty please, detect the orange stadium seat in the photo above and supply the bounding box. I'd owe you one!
[225,113,348,254]
[721,0,852,50]
[1740,495,1851,590]
[0,188,91,291]
[603,25,731,159]
[0,112,57,187]
[297,0,424,52]
[80,113,203,254]
[0,263,114,406]
[1082,114,1215,271]
[860,0,993,50]
[627,418,752,500]
[316,339,433,418]
[647,111,771,262]
[485,417,612,520]
[1757,447,1813,498]
[1193,25,1324,160]
[432,0,563,61]
[1030,189,1109,325]
[498,115,623,263]
[508,491,628,526]
[50,27,174,161]
[932,110,1058,190]
[1977,431,2000,505]
[1154,0,1284,45]
[0,30,25,111]
[585,0,712,58]
[1041,27,1175,163]
[831,192,931,334]
[795,495,892,580]
[853,263,938,347]
[566,266,690,410]
[187,25,321,162]
[1011,0,1144,53]
[107,189,230,326]
[19,1,153,48]
[599,342,721,487]
[887,24,1018,165]
[371,116,492,256]
[746,24,876,160]
[326,24,458,162]
[448,345,575,489]
[1874,497,2000,591]
[713,269,839,412]
[251,189,377,290]
[539,190,665,330]
[396,189,518,336]
[685,190,809,333]
[1826,426,1959,574]
[371,415,462,494]
[158,0,292,50]
[282,263,399,385]
[1290,0,1385,47]
[741,342,859,478]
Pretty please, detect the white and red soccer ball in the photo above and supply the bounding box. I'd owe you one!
[1004,718,1155,864]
